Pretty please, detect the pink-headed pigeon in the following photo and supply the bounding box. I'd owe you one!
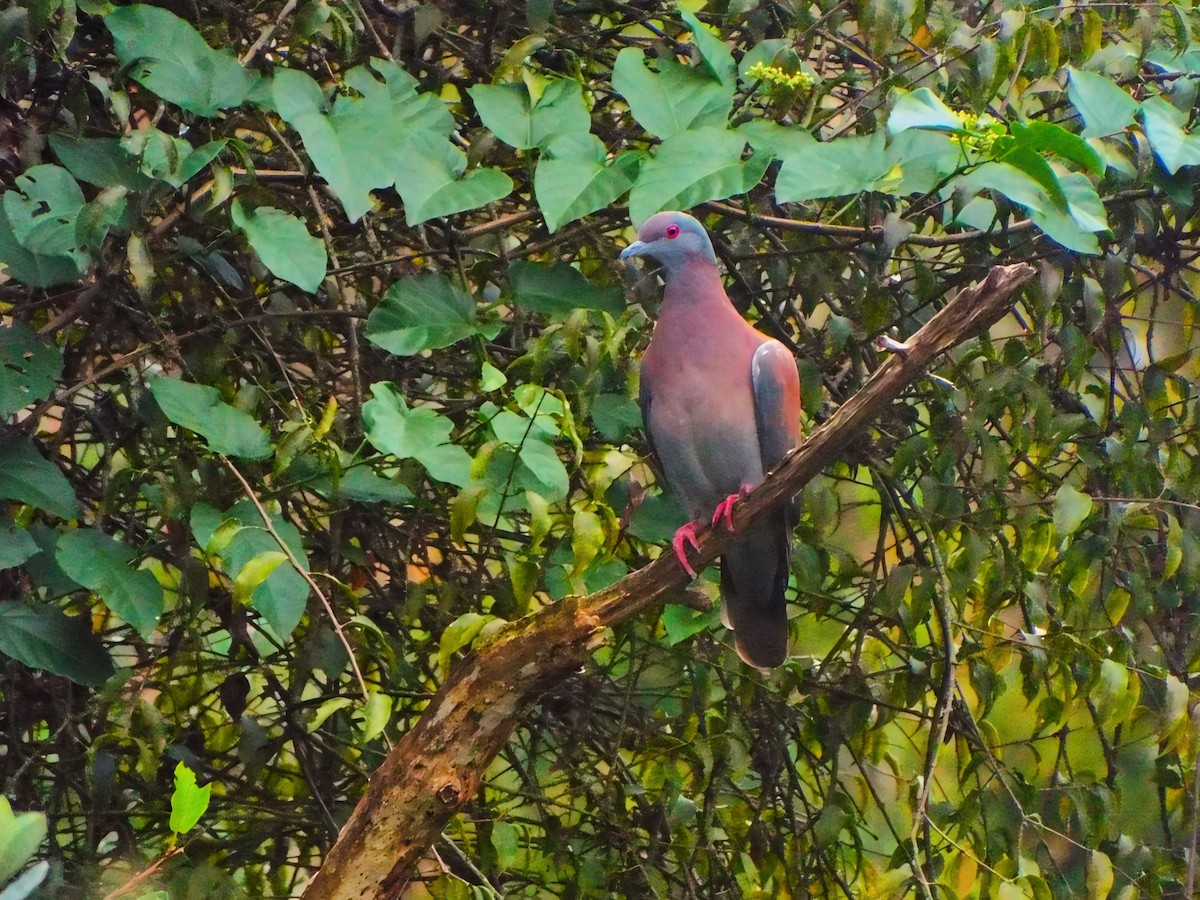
[621,211,801,668]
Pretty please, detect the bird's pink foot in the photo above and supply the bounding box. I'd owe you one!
[671,522,701,578]
[711,487,750,532]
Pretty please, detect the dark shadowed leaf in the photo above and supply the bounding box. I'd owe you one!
[0,601,114,686]
[56,528,164,637]
[0,436,78,518]
[0,323,62,415]
[508,260,624,317]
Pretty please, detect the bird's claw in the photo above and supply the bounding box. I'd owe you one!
[711,489,748,532]
[671,523,701,578]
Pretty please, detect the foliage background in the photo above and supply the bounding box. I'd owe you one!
[1,0,1199,896]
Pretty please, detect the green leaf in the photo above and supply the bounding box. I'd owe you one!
[491,821,521,870]
[311,464,416,505]
[191,501,310,637]
[362,382,473,486]
[591,392,642,441]
[49,134,144,189]
[534,135,639,233]
[1085,851,1114,899]
[887,87,963,134]
[1009,120,1104,176]
[1092,658,1129,727]
[1140,96,1200,175]
[628,127,768,225]
[0,601,114,686]
[508,260,623,317]
[0,797,47,888]
[120,130,225,190]
[168,762,211,835]
[271,62,446,222]
[0,436,79,519]
[230,200,327,292]
[392,131,513,225]
[469,78,590,150]
[0,323,63,416]
[662,603,719,646]
[681,10,737,87]
[271,60,505,224]
[888,129,965,195]
[232,551,288,605]
[1028,172,1108,255]
[3,165,87,256]
[611,47,733,139]
[0,165,90,286]
[775,132,898,202]
[0,520,38,570]
[106,5,253,116]
[0,205,85,287]
[1066,68,1139,139]
[992,140,1067,207]
[957,161,1050,214]
[149,377,272,459]
[55,529,164,637]
[437,612,496,678]
[365,274,488,356]
[1053,483,1093,537]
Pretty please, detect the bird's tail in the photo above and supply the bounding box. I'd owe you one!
[719,510,792,668]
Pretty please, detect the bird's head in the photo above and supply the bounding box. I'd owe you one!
[619,211,718,276]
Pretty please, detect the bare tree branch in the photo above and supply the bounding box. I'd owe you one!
[301,262,1037,899]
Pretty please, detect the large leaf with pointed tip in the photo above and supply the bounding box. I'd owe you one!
[0,436,78,519]
[681,10,737,87]
[534,134,639,233]
[0,601,114,686]
[0,323,62,416]
[366,273,498,356]
[1066,68,1139,139]
[469,79,590,150]
[149,377,272,459]
[628,127,768,225]
[392,131,513,225]
[231,200,327,292]
[508,260,624,317]
[106,5,253,116]
[775,132,900,201]
[611,47,733,139]
[56,529,163,638]
[1140,96,1200,174]
[955,163,1107,254]
[362,382,473,487]
[271,61,454,222]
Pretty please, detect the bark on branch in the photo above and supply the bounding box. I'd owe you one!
[302,262,1036,898]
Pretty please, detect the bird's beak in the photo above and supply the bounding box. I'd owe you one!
[620,240,648,261]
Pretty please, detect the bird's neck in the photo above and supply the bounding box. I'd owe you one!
[659,262,741,324]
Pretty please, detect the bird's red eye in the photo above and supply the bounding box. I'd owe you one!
[665,224,680,239]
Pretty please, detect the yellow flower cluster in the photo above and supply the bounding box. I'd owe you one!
[745,61,814,91]
[951,111,1004,156]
